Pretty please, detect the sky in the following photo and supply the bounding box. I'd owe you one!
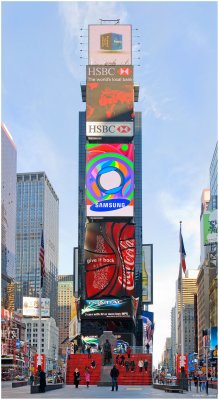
[2,1,218,368]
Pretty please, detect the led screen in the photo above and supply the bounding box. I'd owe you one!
[142,311,154,348]
[88,24,132,65]
[86,82,134,122]
[81,298,133,319]
[85,222,135,298]
[142,244,153,304]
[86,143,134,217]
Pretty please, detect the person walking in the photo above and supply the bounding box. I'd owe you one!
[74,368,80,389]
[115,355,119,365]
[87,345,91,359]
[146,343,150,354]
[198,375,202,392]
[37,365,46,393]
[85,367,90,388]
[126,346,131,359]
[29,374,34,386]
[202,374,206,391]
[138,359,144,372]
[120,354,125,367]
[144,359,148,372]
[125,360,130,373]
[110,365,119,392]
[130,360,135,372]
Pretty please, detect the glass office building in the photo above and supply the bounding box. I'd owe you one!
[209,142,218,210]
[16,172,59,321]
[1,123,17,312]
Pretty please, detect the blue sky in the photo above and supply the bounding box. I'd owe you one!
[2,1,217,367]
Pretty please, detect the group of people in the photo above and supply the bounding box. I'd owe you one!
[73,360,97,388]
[115,355,148,373]
[194,374,207,391]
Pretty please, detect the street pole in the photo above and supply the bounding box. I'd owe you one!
[206,345,208,395]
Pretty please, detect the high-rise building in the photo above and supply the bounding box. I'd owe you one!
[177,270,199,313]
[1,123,17,312]
[209,142,218,210]
[24,316,58,371]
[178,304,195,355]
[171,306,176,373]
[15,172,59,321]
[57,275,74,356]
[76,23,145,346]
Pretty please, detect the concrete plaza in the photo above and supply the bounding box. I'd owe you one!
[1,382,217,399]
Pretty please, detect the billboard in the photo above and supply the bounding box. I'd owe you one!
[210,326,217,356]
[142,311,154,348]
[23,297,50,317]
[86,82,134,122]
[86,122,133,138]
[88,24,132,65]
[86,65,133,83]
[202,210,217,245]
[175,354,188,376]
[34,354,46,375]
[85,222,135,298]
[81,298,133,319]
[86,143,134,217]
[142,244,153,304]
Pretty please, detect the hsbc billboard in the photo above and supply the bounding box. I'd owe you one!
[86,65,133,83]
[86,121,133,137]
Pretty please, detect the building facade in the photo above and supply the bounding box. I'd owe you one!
[209,142,218,210]
[15,172,59,321]
[1,123,17,312]
[24,317,58,372]
[171,306,176,374]
[178,304,195,355]
[57,275,74,356]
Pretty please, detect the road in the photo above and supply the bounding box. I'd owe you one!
[1,381,217,399]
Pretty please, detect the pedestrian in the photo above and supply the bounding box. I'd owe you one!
[29,374,34,386]
[199,375,202,392]
[74,343,78,354]
[91,359,96,369]
[74,368,80,388]
[110,365,119,392]
[144,359,148,372]
[125,360,130,373]
[82,342,85,354]
[130,360,135,372]
[126,346,131,358]
[85,367,90,388]
[138,359,144,372]
[146,343,150,353]
[115,355,119,365]
[87,344,91,359]
[194,375,198,387]
[37,365,46,393]
[121,344,125,354]
[120,354,125,367]
[202,374,206,391]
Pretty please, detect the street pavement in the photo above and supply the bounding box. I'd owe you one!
[1,382,218,399]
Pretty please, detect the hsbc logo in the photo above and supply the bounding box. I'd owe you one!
[117,125,131,133]
[86,122,133,137]
[117,68,132,76]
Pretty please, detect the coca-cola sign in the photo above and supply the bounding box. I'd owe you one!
[84,222,136,298]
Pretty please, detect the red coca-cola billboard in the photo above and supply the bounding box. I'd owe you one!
[34,354,46,375]
[85,222,136,298]
[175,354,188,377]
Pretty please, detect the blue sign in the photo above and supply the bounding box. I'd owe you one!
[16,339,21,349]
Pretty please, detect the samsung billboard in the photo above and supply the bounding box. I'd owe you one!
[85,222,135,298]
[88,24,132,65]
[86,143,134,217]
[81,298,133,319]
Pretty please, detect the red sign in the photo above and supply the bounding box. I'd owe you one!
[34,354,46,375]
[175,354,188,377]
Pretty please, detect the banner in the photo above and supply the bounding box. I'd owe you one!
[202,210,217,245]
[86,143,134,217]
[34,354,46,375]
[142,311,154,348]
[23,297,50,317]
[142,244,153,304]
[81,298,133,319]
[85,222,135,298]
[88,24,132,65]
[176,354,188,376]
[86,65,133,83]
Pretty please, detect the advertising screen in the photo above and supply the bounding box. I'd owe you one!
[88,24,132,65]
[85,222,135,298]
[86,82,134,122]
[202,210,217,245]
[142,311,154,348]
[142,244,153,304]
[23,297,50,317]
[81,298,133,319]
[210,326,217,356]
[86,65,133,83]
[86,143,134,217]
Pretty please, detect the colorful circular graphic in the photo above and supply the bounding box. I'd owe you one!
[86,144,134,205]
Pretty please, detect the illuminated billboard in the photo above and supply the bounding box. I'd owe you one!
[81,298,133,319]
[23,297,50,317]
[142,311,154,348]
[142,244,153,304]
[202,210,217,245]
[86,82,134,122]
[86,143,134,217]
[85,222,135,298]
[88,25,132,65]
[86,65,133,83]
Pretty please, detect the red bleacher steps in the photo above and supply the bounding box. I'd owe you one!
[66,354,102,385]
[112,354,152,385]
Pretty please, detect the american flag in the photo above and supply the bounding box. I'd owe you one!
[39,230,45,287]
[179,226,186,274]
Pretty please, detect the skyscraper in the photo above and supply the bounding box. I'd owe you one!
[57,275,74,356]
[16,172,59,321]
[1,123,17,312]
[209,142,218,210]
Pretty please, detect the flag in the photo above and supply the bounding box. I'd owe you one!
[39,230,45,287]
[179,226,186,273]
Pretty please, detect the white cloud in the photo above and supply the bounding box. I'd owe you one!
[59,1,127,78]
[140,86,173,121]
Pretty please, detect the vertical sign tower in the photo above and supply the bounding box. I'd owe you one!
[78,22,143,345]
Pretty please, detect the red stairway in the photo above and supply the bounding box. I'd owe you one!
[66,354,102,385]
[112,354,152,385]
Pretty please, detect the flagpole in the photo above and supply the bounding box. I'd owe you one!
[179,221,184,370]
